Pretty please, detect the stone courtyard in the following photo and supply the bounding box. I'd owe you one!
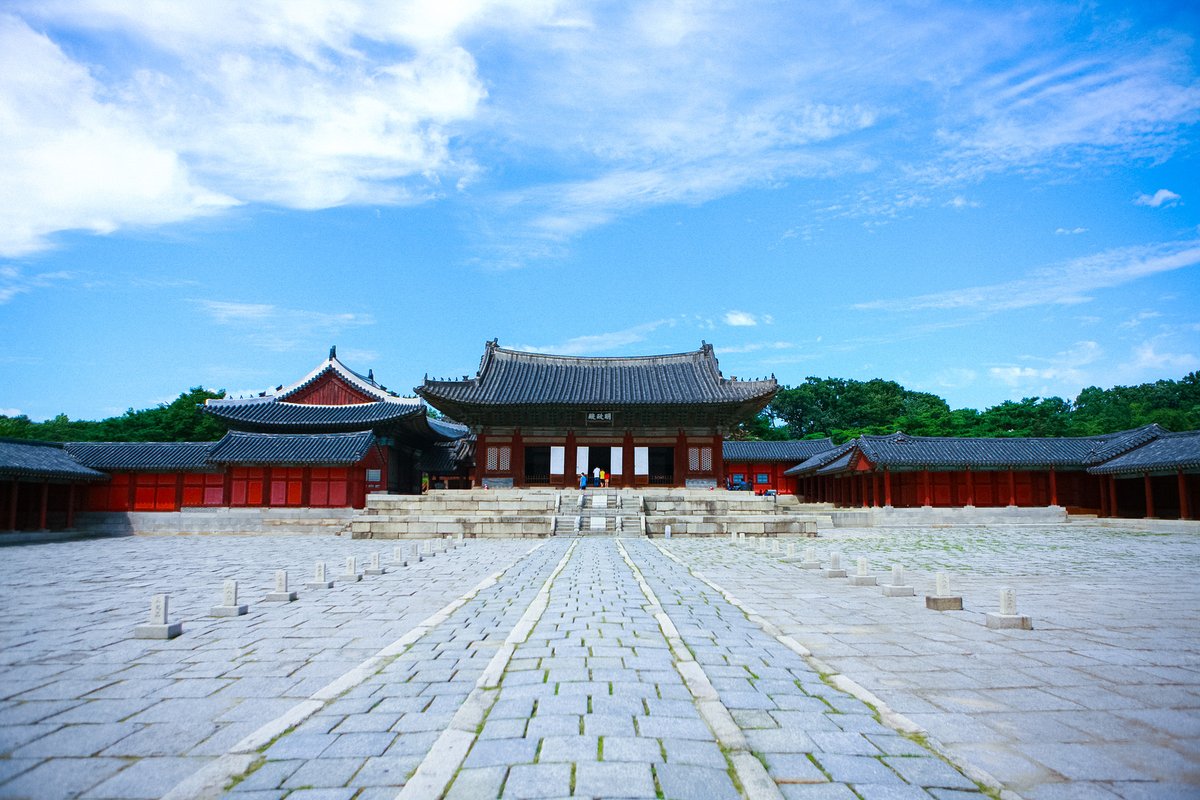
[0,525,1196,800]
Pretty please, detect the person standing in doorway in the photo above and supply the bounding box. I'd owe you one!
[579,472,587,490]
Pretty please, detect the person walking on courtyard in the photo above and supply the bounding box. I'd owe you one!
[579,472,587,490]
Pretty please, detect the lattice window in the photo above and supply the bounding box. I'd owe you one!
[486,446,511,472]
[700,446,712,471]
[688,447,700,471]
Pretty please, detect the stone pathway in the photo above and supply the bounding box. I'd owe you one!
[0,525,1195,799]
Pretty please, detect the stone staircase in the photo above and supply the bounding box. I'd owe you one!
[554,491,646,536]
[349,487,831,539]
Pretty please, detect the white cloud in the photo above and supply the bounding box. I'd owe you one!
[987,341,1103,395]
[1124,340,1199,373]
[1,1,514,255]
[1054,227,1087,235]
[0,408,23,417]
[0,16,237,256]
[854,239,1200,313]
[723,310,764,327]
[945,196,979,210]
[1134,189,1181,208]
[196,299,375,351]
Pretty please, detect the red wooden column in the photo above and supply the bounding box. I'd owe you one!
[7,481,17,530]
[965,468,975,506]
[884,469,892,507]
[1048,467,1058,507]
[175,474,185,512]
[712,434,725,488]
[564,430,577,488]
[860,474,868,508]
[223,470,234,507]
[66,485,76,529]
[475,432,488,486]
[1108,475,1118,517]
[675,430,688,487]
[920,470,931,507]
[1179,470,1192,520]
[263,467,273,507]
[872,472,880,507]
[1007,469,1016,506]
[38,482,49,531]
[301,468,312,506]
[512,429,525,488]
[1143,473,1155,518]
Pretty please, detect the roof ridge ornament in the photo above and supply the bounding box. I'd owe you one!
[329,345,336,361]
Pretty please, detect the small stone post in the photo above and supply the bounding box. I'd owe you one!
[266,570,298,602]
[925,571,963,611]
[664,524,672,539]
[986,587,1033,629]
[882,564,915,597]
[849,556,877,586]
[800,546,820,570]
[339,555,363,582]
[824,550,847,578]
[135,594,182,639]
[306,560,334,589]
[365,551,387,576]
[211,579,249,616]
[781,542,800,563]
[411,543,423,563]
[392,545,407,567]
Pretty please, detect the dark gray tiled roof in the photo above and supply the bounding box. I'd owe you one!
[416,437,474,474]
[723,439,835,462]
[784,441,857,476]
[0,439,106,481]
[1089,430,1200,475]
[203,399,424,432]
[1083,424,1169,464]
[207,431,377,465]
[418,341,777,407]
[816,449,855,475]
[854,432,1121,469]
[65,441,215,471]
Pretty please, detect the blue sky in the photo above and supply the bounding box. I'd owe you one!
[2,1,1199,422]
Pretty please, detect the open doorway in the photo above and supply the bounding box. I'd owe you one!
[649,447,674,485]
[587,447,612,486]
[524,446,551,485]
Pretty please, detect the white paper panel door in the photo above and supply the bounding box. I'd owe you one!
[576,446,589,475]
[550,446,565,475]
[609,447,622,474]
[634,447,649,475]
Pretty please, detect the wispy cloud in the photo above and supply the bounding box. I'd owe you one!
[0,407,22,417]
[513,319,676,356]
[0,265,75,304]
[723,310,774,327]
[195,300,374,351]
[854,239,1200,313]
[988,341,1103,394]
[717,341,793,354]
[1054,227,1087,235]
[1134,189,1181,208]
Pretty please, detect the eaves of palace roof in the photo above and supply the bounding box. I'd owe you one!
[1088,428,1200,476]
[0,438,107,482]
